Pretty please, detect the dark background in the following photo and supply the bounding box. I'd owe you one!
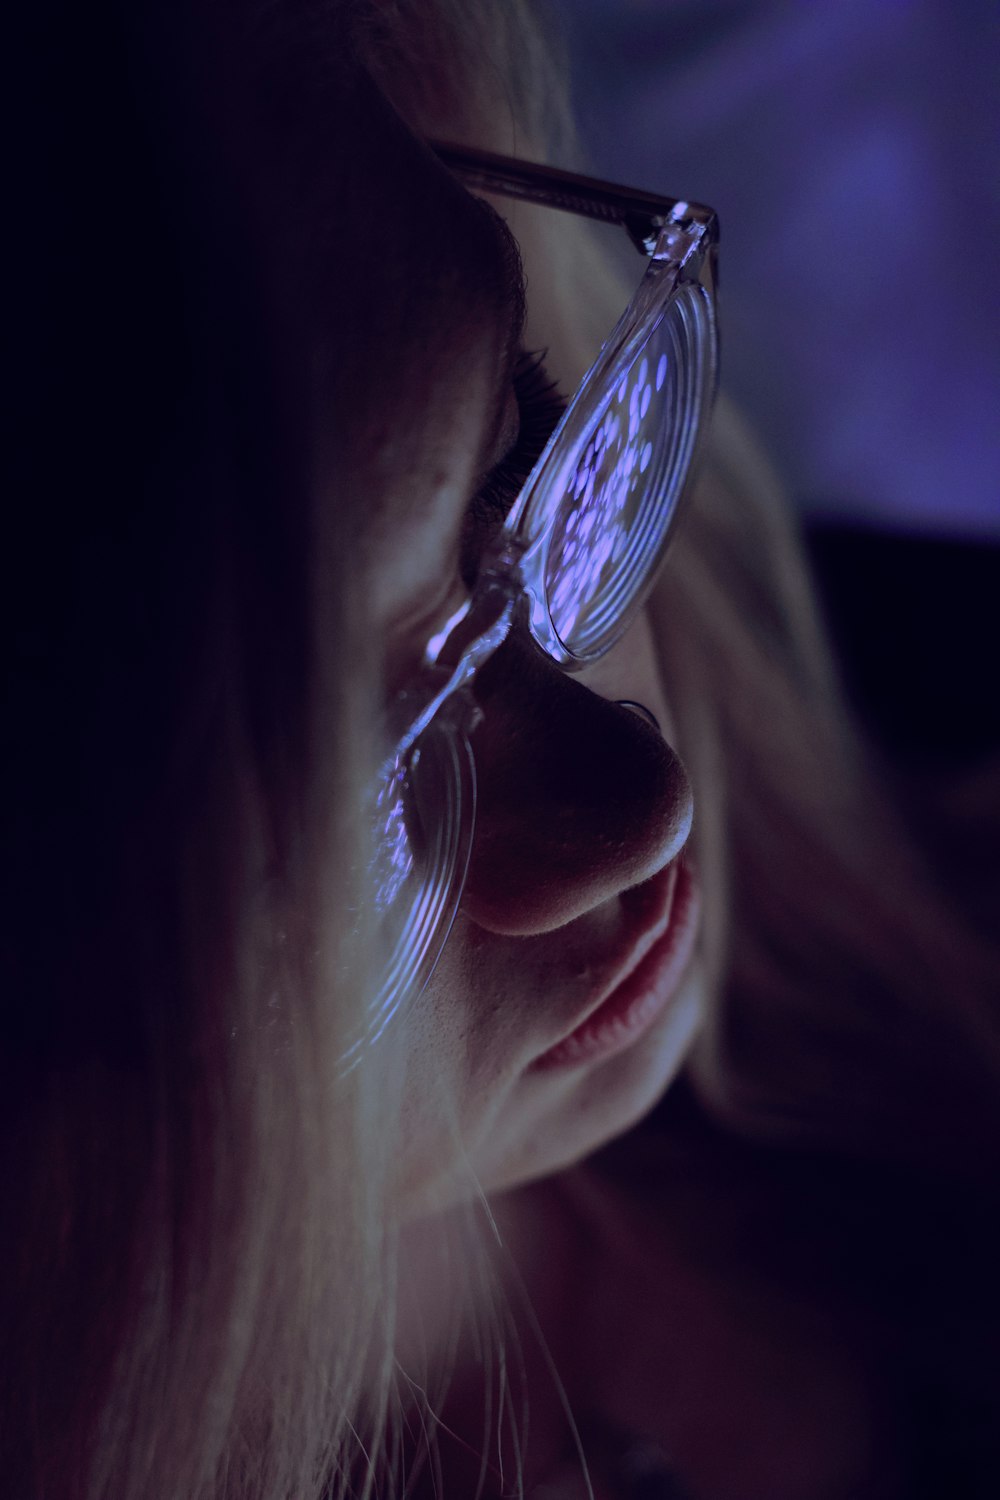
[546,0,999,772]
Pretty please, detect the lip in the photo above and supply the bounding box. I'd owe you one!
[532,858,701,1070]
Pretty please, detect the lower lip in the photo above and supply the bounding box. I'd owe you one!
[532,860,701,1071]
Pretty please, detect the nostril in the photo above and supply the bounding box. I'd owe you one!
[616,699,662,735]
[463,636,692,934]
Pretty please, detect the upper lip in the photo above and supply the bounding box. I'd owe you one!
[553,856,684,1043]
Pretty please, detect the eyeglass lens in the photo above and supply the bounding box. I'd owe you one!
[543,282,711,659]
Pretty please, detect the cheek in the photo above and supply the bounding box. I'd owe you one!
[359,361,493,634]
[392,939,523,1214]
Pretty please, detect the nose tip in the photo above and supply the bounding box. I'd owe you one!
[460,643,693,936]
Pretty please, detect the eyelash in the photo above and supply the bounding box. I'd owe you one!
[460,349,568,584]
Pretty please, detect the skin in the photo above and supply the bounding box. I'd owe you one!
[319,70,706,1214]
[313,55,895,1500]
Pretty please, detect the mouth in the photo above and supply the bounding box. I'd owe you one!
[531,858,701,1070]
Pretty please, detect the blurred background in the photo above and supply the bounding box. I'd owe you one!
[546,0,999,775]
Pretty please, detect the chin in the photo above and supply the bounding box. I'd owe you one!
[476,964,704,1196]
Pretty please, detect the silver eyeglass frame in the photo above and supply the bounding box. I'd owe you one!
[429,143,719,670]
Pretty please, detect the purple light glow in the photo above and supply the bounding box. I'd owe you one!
[372,759,414,913]
[546,341,668,645]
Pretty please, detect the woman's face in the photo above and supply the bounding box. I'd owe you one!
[324,70,706,1214]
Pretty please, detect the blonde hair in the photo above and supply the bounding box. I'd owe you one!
[656,401,1000,1167]
[3,3,996,1499]
[2,3,397,1494]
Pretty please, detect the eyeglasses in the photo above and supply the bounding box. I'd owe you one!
[341,145,719,1070]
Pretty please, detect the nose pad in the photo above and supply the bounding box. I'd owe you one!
[461,632,693,936]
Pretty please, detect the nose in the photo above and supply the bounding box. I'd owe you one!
[461,630,693,935]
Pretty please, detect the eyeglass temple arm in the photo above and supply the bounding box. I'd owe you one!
[430,141,716,257]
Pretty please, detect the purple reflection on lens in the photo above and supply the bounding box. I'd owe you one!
[372,760,413,912]
[545,338,668,645]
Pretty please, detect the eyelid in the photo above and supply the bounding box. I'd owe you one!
[460,350,568,582]
[390,356,565,697]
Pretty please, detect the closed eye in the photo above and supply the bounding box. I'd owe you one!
[460,349,568,585]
